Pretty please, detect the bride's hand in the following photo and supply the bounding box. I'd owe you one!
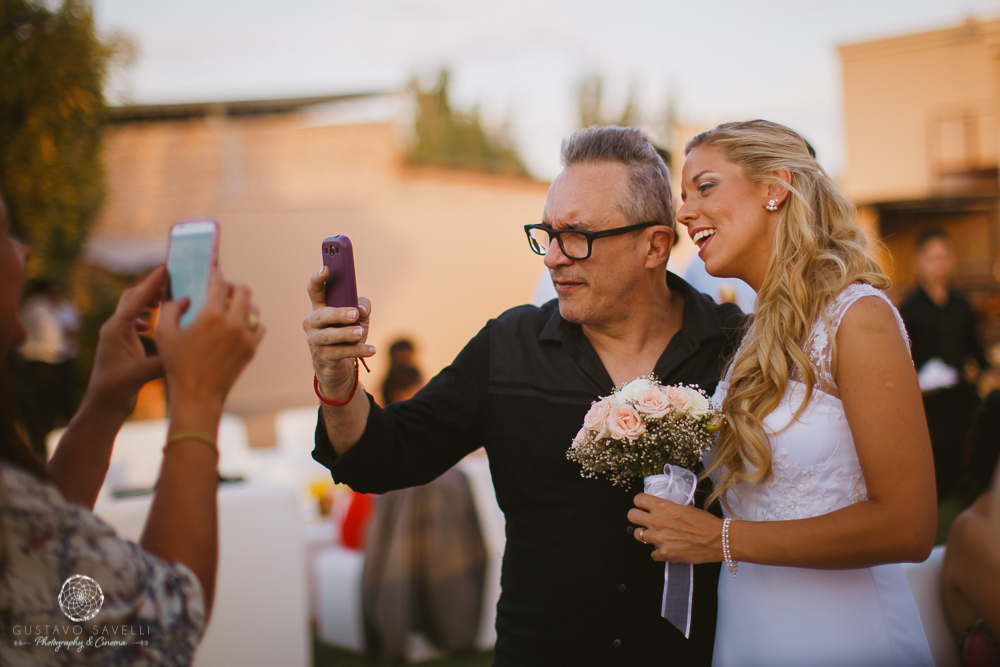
[628,493,724,564]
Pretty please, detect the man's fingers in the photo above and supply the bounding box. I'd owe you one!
[308,266,329,310]
[308,336,375,362]
[308,325,369,347]
[304,306,364,331]
[358,296,371,320]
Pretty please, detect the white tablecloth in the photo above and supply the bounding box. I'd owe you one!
[94,480,310,667]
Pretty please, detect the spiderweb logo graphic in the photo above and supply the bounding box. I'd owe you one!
[58,575,104,622]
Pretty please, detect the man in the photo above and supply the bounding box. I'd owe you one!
[304,126,743,666]
[900,229,995,501]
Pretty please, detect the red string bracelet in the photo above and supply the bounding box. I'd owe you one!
[314,358,370,406]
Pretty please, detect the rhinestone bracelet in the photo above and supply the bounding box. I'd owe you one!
[722,518,738,577]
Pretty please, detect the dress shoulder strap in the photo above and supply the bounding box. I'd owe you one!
[804,283,910,390]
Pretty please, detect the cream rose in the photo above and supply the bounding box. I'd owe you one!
[583,396,614,438]
[664,386,692,414]
[634,386,672,419]
[680,386,711,418]
[606,403,646,441]
[617,377,655,403]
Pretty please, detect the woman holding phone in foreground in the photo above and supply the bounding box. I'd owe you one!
[0,194,264,665]
[627,120,936,666]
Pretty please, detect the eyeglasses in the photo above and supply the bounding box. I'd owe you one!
[524,221,667,261]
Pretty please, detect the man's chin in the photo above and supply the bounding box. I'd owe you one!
[556,296,587,324]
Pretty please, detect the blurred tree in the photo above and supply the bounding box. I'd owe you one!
[0,0,129,282]
[577,73,641,129]
[408,69,529,177]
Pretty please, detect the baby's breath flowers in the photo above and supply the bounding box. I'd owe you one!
[567,376,721,487]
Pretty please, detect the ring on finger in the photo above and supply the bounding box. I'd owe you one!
[247,312,260,330]
[637,527,647,545]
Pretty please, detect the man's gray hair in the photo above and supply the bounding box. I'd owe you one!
[560,126,675,235]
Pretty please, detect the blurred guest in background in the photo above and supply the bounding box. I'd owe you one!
[0,193,264,665]
[17,279,81,456]
[363,347,486,663]
[900,230,995,501]
[387,338,416,369]
[381,338,421,406]
[942,391,1000,667]
[381,364,422,405]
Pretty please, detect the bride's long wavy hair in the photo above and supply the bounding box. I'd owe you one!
[689,120,890,511]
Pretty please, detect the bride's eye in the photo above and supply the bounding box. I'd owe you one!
[697,182,715,195]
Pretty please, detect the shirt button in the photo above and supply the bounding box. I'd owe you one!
[618,584,626,593]
[626,525,634,534]
[613,639,621,648]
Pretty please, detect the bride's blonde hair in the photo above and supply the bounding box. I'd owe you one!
[688,120,890,510]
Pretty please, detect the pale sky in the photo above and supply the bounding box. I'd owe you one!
[95,0,1000,180]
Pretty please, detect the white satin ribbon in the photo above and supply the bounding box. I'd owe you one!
[643,464,698,639]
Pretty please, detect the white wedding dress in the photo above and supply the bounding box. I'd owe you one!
[708,284,934,667]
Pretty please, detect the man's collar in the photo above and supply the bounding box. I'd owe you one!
[538,270,740,348]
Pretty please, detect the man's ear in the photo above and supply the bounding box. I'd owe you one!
[646,226,675,268]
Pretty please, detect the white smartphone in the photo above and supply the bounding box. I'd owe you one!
[166,219,219,327]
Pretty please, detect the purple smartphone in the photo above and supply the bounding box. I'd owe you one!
[322,235,359,319]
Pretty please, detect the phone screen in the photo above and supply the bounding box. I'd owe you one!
[168,222,216,327]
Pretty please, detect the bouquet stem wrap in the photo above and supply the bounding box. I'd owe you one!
[643,463,698,639]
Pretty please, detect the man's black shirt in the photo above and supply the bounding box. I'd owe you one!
[313,272,745,666]
[899,286,988,498]
[899,286,987,373]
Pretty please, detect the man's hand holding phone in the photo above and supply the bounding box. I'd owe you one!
[304,265,376,403]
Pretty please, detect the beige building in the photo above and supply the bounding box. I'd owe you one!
[840,17,1000,340]
[89,92,551,444]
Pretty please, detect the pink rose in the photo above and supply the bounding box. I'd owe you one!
[606,403,646,441]
[634,386,672,419]
[583,396,614,437]
[664,387,692,414]
[572,427,588,449]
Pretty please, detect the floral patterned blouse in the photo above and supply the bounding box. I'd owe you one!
[0,461,205,666]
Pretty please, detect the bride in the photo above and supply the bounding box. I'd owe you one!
[627,119,937,666]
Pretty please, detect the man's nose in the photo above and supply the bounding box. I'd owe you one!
[543,239,572,269]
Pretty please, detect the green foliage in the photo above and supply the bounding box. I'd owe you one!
[0,0,115,282]
[577,73,641,129]
[408,69,529,177]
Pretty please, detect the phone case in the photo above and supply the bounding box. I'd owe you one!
[165,219,219,302]
[322,235,359,316]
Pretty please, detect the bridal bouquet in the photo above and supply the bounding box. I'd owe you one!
[567,376,721,487]
[566,376,722,639]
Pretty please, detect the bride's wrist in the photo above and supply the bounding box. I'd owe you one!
[722,518,738,577]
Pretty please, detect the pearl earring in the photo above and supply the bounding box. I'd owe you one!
[766,199,778,211]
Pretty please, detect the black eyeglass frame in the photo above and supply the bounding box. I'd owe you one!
[523,221,670,260]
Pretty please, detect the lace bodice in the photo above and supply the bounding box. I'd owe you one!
[803,283,910,392]
[709,284,911,522]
